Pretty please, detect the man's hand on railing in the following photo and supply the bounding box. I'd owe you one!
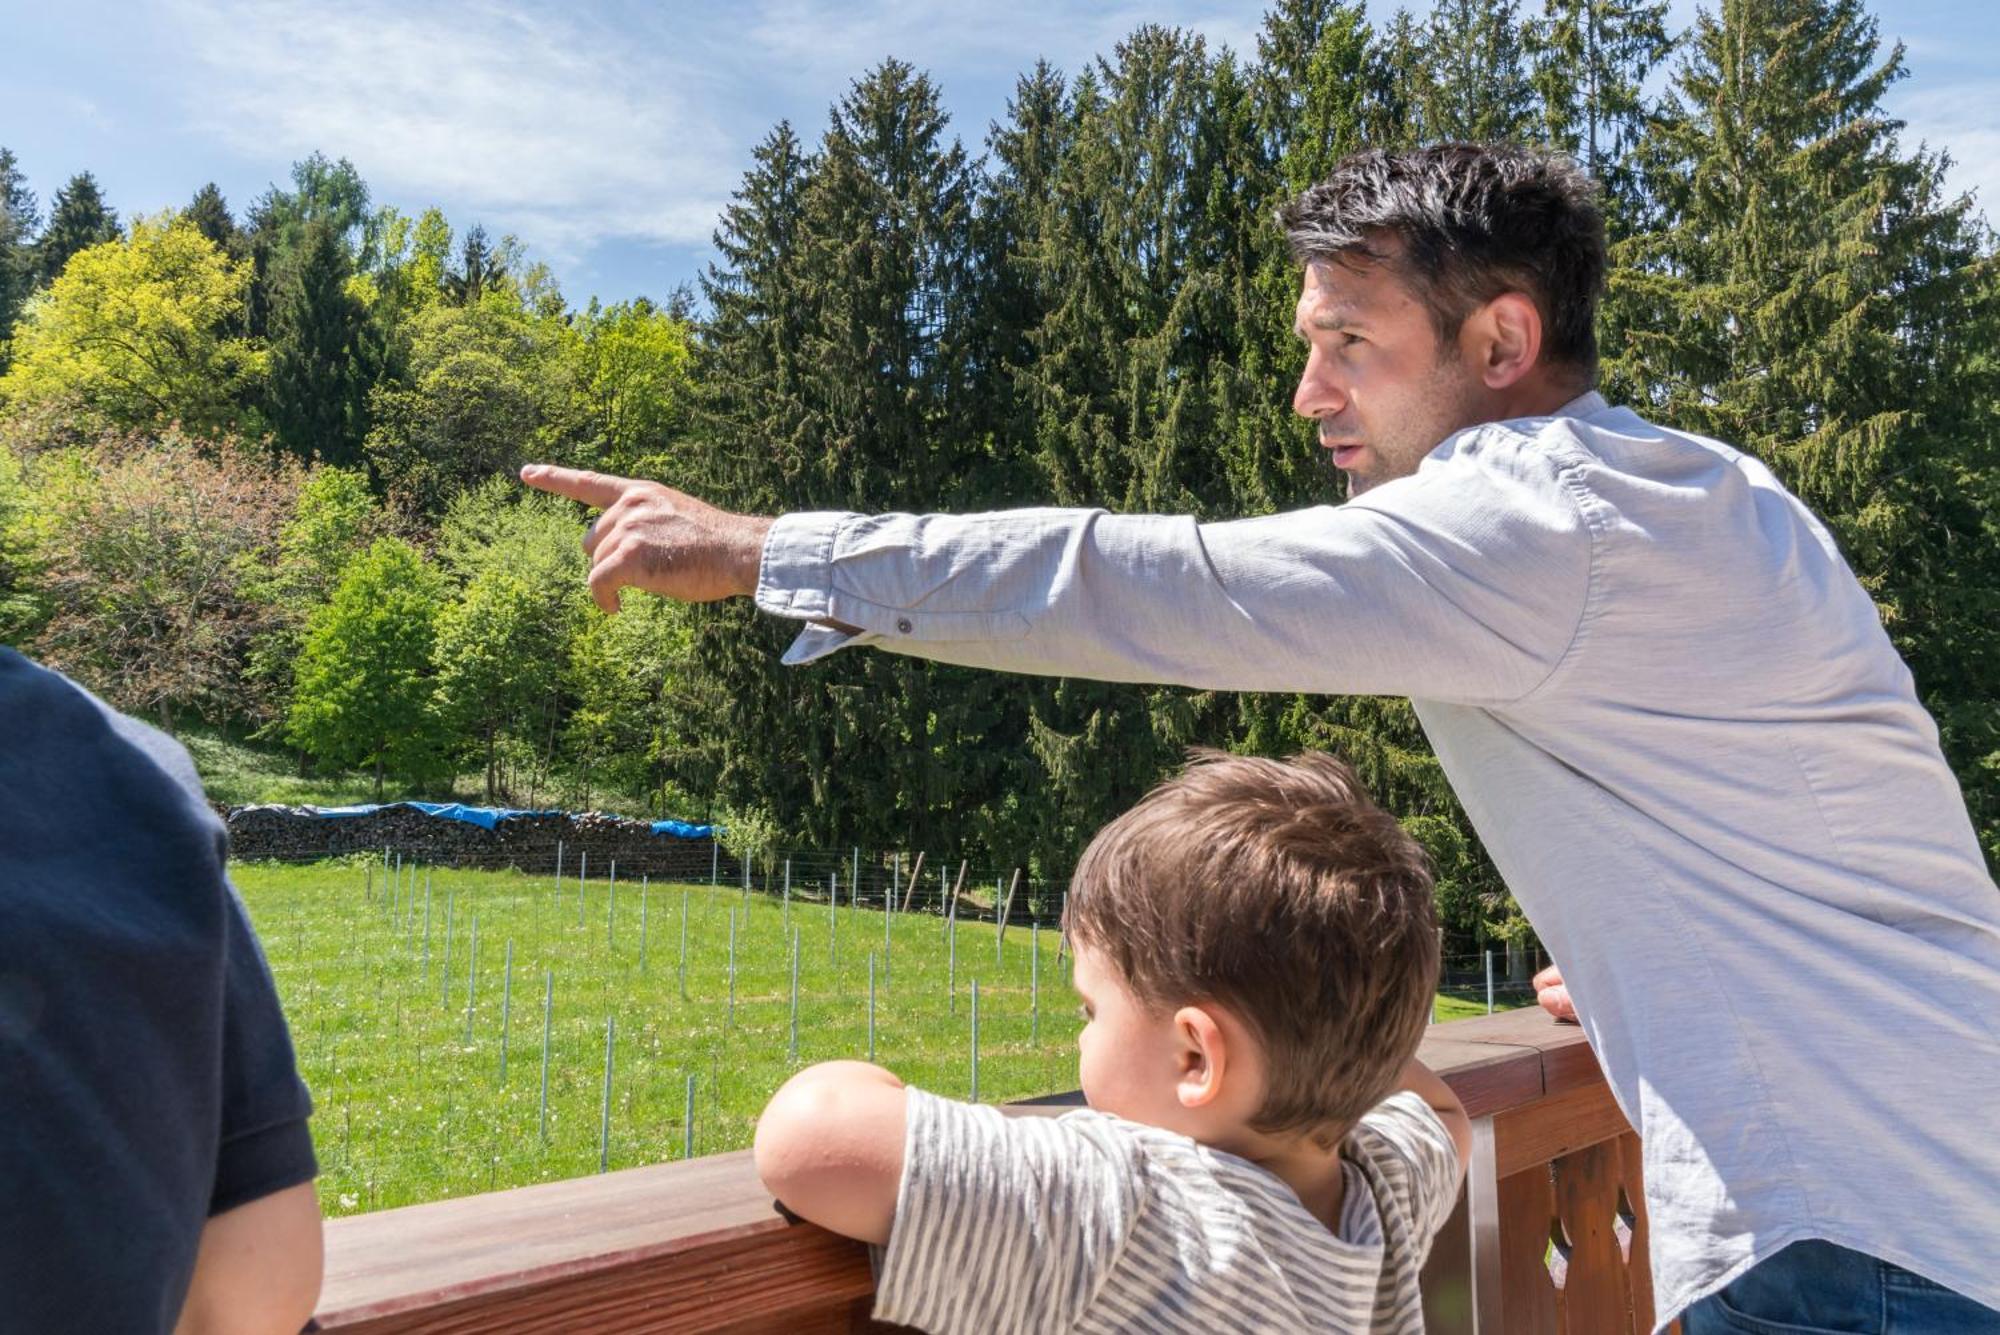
[519,464,773,614]
[1534,964,1580,1023]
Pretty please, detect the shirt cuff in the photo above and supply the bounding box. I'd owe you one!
[756,510,883,665]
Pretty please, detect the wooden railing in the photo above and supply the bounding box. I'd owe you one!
[315,1009,1664,1333]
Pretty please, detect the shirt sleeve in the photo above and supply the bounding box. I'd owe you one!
[1348,1091,1463,1252]
[753,437,1595,706]
[209,882,318,1215]
[874,1091,1142,1334]
[104,705,319,1216]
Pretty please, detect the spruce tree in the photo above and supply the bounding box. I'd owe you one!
[1254,0,1373,195]
[448,224,505,305]
[242,153,371,341]
[791,60,1001,856]
[185,183,241,254]
[968,60,1073,507]
[36,172,119,284]
[268,220,376,465]
[1525,0,1674,232]
[1621,0,2000,862]
[1007,29,1241,863]
[1416,0,1538,143]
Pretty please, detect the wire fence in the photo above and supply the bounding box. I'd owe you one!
[236,841,1550,1011]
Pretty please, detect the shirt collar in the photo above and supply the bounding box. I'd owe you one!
[1555,389,1609,419]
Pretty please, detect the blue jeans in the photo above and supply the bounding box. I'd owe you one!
[1682,1239,2000,1334]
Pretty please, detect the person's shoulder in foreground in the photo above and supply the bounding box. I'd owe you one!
[0,647,323,1335]
[754,749,1472,1334]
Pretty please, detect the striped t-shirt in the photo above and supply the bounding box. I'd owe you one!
[874,1088,1461,1333]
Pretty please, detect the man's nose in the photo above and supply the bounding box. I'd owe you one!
[1292,350,1347,420]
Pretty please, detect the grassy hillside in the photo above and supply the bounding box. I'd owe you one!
[237,857,1527,1217]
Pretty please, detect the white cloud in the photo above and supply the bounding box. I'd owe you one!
[159,0,1274,276]
[163,0,742,259]
[1888,84,2000,223]
[737,0,1262,90]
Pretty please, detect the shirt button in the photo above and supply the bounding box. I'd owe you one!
[895,618,913,634]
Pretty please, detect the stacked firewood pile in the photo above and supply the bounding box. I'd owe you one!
[220,803,720,878]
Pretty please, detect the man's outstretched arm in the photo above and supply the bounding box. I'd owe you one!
[519,460,1591,704]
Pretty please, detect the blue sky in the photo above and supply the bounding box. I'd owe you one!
[3,1,1994,308]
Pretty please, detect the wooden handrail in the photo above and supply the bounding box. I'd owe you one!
[316,1009,1651,1333]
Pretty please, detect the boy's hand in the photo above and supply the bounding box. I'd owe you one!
[754,1061,909,1246]
[518,464,773,614]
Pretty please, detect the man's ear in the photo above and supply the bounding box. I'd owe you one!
[1172,1005,1229,1109]
[1466,291,1543,390]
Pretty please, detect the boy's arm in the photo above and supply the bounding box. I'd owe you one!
[754,1061,909,1245]
[1391,1056,1473,1185]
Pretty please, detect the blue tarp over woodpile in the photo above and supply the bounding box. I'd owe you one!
[291,801,719,839]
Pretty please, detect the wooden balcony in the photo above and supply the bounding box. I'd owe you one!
[315,1009,1664,1333]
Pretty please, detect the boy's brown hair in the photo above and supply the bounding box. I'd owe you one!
[1064,749,1437,1141]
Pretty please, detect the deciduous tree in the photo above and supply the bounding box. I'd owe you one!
[287,536,446,798]
[0,214,264,435]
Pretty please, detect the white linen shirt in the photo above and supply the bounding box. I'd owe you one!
[753,392,2000,1326]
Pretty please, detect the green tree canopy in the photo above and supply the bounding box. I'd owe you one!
[0,213,265,435]
[363,295,562,516]
[0,444,45,643]
[287,535,446,798]
[243,464,385,725]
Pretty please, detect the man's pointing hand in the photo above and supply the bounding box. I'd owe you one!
[519,464,773,614]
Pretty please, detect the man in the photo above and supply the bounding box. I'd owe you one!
[1,647,324,1334]
[523,144,2000,1331]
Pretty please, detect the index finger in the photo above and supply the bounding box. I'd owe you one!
[520,463,633,509]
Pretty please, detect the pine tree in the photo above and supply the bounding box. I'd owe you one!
[1366,9,1432,147]
[268,220,377,465]
[968,60,1073,507]
[0,148,39,369]
[791,60,1001,856]
[242,153,372,341]
[1620,0,2000,862]
[36,172,119,284]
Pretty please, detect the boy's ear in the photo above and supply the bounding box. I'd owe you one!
[1172,1005,1229,1109]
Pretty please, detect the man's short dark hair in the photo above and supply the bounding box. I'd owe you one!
[1279,143,1607,380]
[1063,749,1437,1143]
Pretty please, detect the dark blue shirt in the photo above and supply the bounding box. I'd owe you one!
[1,649,317,1332]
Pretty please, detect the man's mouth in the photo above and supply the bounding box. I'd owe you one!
[1323,440,1365,469]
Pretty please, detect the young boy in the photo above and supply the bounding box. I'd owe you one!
[755,749,1471,1333]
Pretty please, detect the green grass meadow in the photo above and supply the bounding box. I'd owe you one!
[236,857,1521,1218]
[236,857,1083,1217]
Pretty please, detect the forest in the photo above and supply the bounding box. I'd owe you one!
[2,0,1994,946]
